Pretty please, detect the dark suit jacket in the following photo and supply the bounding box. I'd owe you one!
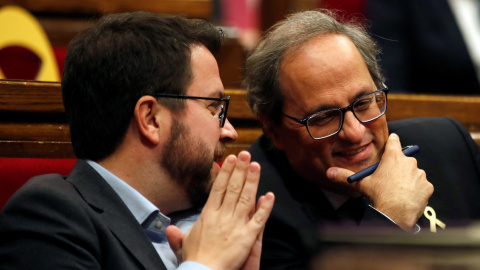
[366,0,480,94]
[0,160,166,270]
[249,117,480,269]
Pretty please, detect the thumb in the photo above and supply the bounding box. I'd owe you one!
[166,225,184,263]
[384,133,402,155]
[326,167,355,184]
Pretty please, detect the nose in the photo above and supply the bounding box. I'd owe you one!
[337,111,365,143]
[220,118,238,143]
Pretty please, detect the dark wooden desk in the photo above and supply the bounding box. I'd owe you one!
[313,224,480,269]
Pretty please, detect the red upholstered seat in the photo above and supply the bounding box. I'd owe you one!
[0,158,76,210]
[0,159,223,210]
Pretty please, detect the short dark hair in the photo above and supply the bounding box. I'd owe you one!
[244,9,384,128]
[62,12,224,161]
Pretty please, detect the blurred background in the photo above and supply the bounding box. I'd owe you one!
[2,0,479,94]
[0,0,365,89]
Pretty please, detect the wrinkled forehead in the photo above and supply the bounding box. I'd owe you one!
[279,34,376,116]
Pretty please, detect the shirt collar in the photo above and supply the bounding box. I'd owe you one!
[85,160,170,226]
[321,188,350,210]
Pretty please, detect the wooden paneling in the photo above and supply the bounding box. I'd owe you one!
[216,39,246,89]
[0,123,70,141]
[0,80,64,113]
[386,94,480,145]
[0,141,74,158]
[38,17,95,48]
[1,1,243,88]
[0,80,72,158]
[1,79,480,159]
[0,0,212,19]
[224,89,255,119]
[0,80,261,159]
[386,94,480,127]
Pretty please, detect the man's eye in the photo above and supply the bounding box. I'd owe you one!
[209,101,222,115]
[354,97,373,110]
[309,111,337,126]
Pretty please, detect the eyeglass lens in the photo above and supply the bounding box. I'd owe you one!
[306,91,387,139]
[219,104,225,126]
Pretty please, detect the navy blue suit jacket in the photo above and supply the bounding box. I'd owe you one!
[249,117,480,269]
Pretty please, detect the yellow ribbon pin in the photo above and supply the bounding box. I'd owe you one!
[424,206,446,233]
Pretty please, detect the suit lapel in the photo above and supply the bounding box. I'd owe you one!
[67,160,167,270]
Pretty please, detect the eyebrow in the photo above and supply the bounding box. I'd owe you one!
[208,90,225,99]
[304,88,376,117]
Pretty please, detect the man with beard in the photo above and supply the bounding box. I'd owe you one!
[0,12,274,270]
[244,9,480,269]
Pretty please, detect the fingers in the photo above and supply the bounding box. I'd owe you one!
[384,133,402,157]
[326,167,355,184]
[256,195,265,210]
[249,192,275,230]
[203,150,271,224]
[204,154,237,211]
[253,195,269,241]
[166,225,184,263]
[239,218,266,270]
[220,151,252,215]
[178,150,275,270]
[232,161,261,219]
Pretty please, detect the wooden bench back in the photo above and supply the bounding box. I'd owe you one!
[1,1,212,19]
[1,79,479,159]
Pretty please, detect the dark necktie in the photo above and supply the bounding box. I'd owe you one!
[336,196,365,224]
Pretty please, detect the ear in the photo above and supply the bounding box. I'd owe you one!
[133,96,166,145]
[258,113,285,150]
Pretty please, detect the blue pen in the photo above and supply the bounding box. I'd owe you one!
[347,145,420,183]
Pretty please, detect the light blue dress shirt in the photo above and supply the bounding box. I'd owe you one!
[86,160,209,270]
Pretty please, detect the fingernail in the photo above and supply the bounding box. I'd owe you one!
[226,155,235,163]
[327,168,337,179]
[239,151,249,162]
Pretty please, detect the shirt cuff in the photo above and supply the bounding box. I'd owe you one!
[368,204,421,234]
[177,261,212,270]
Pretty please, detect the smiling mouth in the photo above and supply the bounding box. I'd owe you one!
[336,145,367,156]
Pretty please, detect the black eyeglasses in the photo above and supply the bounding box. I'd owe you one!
[283,88,389,140]
[153,94,230,127]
